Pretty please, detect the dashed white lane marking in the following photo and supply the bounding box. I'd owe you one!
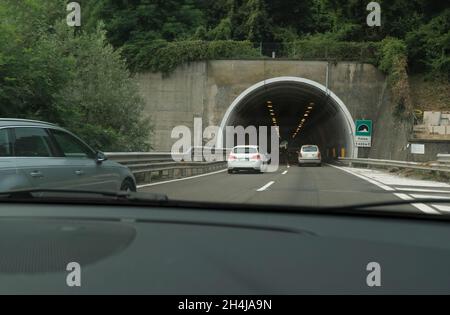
[432,205,450,212]
[394,193,441,215]
[328,164,394,191]
[394,187,450,194]
[137,169,227,188]
[282,170,288,175]
[257,181,275,192]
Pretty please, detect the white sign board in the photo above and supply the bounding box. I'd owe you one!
[355,120,372,147]
[355,136,371,147]
[411,143,425,155]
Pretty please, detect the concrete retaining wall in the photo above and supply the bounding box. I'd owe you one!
[135,60,387,152]
[133,59,449,162]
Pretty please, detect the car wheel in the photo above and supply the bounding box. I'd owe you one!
[228,169,233,174]
[120,178,136,192]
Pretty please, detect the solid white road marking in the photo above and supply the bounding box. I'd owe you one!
[393,193,440,214]
[329,164,441,215]
[282,170,288,175]
[257,181,275,192]
[328,164,395,191]
[394,187,450,194]
[137,169,227,188]
[409,194,450,200]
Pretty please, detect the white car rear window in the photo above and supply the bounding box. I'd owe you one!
[233,147,258,154]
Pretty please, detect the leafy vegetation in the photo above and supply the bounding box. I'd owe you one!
[124,40,259,74]
[284,37,379,63]
[375,38,412,120]
[0,0,151,151]
[0,0,448,147]
[80,0,446,120]
[405,9,450,80]
[81,0,448,79]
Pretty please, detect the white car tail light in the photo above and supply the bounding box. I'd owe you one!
[228,154,237,161]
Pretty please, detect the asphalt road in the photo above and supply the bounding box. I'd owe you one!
[139,164,450,214]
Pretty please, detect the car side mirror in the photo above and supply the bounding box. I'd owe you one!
[95,151,108,164]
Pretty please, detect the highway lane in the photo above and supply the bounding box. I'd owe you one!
[138,164,450,214]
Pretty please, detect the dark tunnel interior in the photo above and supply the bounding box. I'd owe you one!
[220,80,355,162]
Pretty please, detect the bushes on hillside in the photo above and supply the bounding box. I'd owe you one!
[376,38,412,120]
[405,9,450,80]
[124,40,260,74]
[284,37,378,63]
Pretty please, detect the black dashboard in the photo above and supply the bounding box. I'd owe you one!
[1,202,450,294]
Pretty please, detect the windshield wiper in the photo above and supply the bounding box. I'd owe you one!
[2,190,449,218]
[0,188,168,204]
[158,198,450,219]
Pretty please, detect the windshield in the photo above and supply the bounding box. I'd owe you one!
[1,0,449,215]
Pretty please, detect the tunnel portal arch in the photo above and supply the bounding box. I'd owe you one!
[217,76,357,158]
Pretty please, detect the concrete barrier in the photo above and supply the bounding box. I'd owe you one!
[132,161,226,185]
[106,151,228,184]
[338,157,450,174]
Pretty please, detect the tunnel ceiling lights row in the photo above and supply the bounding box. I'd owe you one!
[292,102,314,139]
[267,101,280,138]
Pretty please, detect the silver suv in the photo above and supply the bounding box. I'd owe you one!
[0,119,136,192]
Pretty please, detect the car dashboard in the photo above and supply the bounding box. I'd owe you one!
[0,202,450,294]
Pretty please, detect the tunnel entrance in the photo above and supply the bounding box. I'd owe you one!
[217,77,357,160]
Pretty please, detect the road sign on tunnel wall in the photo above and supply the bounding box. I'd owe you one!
[355,120,372,147]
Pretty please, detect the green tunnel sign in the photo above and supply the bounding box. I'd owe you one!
[355,120,372,147]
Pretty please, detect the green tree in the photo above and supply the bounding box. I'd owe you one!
[405,9,450,78]
[87,0,205,46]
[207,17,233,40]
[0,0,69,118]
[48,23,152,151]
[0,0,151,151]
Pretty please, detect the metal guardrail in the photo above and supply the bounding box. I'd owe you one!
[338,157,450,173]
[106,148,232,168]
[105,148,231,185]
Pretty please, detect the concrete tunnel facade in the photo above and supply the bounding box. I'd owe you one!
[135,60,392,159]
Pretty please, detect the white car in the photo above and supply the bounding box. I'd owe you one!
[227,145,267,174]
[298,145,322,166]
